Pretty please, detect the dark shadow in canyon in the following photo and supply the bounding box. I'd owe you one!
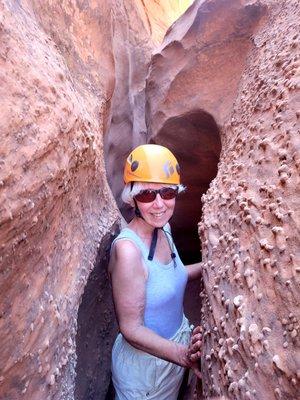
[150,109,221,325]
[74,226,119,400]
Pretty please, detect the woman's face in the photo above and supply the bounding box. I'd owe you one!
[135,183,176,228]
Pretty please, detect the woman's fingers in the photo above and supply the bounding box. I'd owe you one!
[190,325,203,345]
[192,325,203,335]
[191,364,202,379]
[187,341,201,364]
[190,332,202,345]
[187,325,203,363]
[190,350,201,362]
[189,339,201,352]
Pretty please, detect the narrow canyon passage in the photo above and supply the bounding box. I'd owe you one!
[0,1,299,400]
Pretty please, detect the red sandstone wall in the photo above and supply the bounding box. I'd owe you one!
[0,1,119,399]
[198,1,300,398]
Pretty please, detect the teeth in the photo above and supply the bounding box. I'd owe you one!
[152,212,164,217]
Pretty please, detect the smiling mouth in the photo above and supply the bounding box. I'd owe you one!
[151,211,166,218]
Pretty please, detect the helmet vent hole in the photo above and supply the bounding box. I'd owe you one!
[131,161,139,171]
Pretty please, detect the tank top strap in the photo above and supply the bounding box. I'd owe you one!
[162,223,172,238]
[161,223,176,250]
[163,222,171,234]
[111,224,173,262]
[111,227,149,260]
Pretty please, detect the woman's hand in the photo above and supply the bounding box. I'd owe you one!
[187,325,202,378]
[188,325,202,361]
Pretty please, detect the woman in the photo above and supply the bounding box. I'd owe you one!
[109,144,202,399]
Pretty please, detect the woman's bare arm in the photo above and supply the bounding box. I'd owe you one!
[109,239,191,368]
[164,223,202,282]
[185,262,202,281]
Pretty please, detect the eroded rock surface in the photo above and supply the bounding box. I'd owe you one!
[1,0,299,399]
[0,1,119,399]
[198,1,300,399]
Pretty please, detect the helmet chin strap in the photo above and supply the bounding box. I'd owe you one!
[133,199,176,265]
[148,227,158,261]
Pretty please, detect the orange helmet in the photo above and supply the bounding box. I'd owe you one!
[124,144,180,184]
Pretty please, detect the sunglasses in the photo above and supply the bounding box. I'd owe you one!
[134,187,178,203]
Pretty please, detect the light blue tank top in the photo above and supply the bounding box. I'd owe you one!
[112,225,188,339]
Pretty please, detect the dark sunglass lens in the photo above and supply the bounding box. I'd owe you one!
[160,187,178,200]
[135,190,156,203]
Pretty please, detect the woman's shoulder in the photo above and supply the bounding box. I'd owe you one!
[110,227,143,261]
[112,227,142,252]
[110,234,148,278]
[114,227,137,240]
[113,236,141,258]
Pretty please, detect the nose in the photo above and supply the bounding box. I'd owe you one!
[153,193,164,207]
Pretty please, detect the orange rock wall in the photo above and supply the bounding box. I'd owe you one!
[1,0,299,399]
[198,1,300,399]
[0,1,117,399]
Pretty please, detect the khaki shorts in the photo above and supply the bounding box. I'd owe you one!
[111,315,192,400]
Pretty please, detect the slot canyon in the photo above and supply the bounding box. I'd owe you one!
[0,0,299,399]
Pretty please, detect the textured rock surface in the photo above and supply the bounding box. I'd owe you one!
[198,1,300,399]
[0,1,119,399]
